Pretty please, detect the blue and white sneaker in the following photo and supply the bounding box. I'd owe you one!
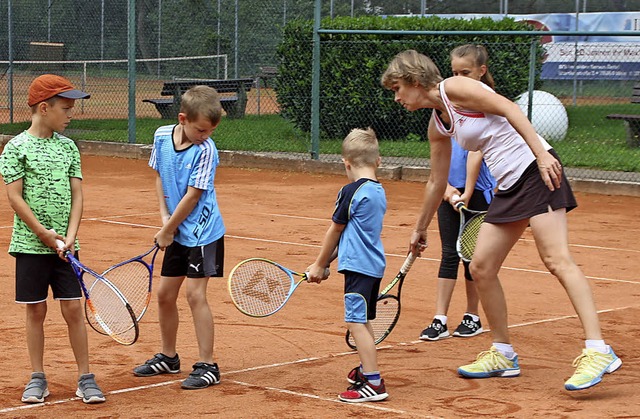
[564,347,622,391]
[458,346,520,378]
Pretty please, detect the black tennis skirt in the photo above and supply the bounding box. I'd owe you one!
[486,149,577,224]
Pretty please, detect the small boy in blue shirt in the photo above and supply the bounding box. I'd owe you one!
[307,127,388,403]
[133,85,225,390]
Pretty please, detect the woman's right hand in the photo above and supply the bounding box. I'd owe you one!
[410,230,427,257]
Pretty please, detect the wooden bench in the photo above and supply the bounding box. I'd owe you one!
[143,77,255,120]
[606,82,640,147]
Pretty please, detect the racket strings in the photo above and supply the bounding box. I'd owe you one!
[103,261,151,318]
[459,213,486,261]
[229,261,293,316]
[88,280,137,344]
[347,297,400,347]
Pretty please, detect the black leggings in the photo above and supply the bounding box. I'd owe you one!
[437,188,491,280]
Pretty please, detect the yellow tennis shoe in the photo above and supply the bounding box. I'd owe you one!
[564,347,621,391]
[458,346,520,378]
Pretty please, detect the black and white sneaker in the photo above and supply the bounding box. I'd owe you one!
[419,318,450,341]
[453,315,484,337]
[181,362,221,389]
[133,353,181,377]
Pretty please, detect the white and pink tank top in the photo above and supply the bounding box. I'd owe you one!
[433,79,552,190]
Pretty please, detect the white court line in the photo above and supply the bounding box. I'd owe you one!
[267,213,640,254]
[2,304,635,415]
[0,214,635,413]
[229,380,440,418]
[2,215,637,285]
[78,217,640,286]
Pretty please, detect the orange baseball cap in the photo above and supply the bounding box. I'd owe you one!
[28,74,90,107]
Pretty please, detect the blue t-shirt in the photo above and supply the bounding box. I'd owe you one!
[148,124,225,246]
[332,178,386,278]
[448,138,497,204]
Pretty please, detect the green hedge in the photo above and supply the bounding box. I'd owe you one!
[276,15,544,140]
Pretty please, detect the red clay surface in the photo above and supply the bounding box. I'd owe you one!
[0,155,639,418]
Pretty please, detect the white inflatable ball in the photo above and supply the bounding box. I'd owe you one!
[515,90,568,141]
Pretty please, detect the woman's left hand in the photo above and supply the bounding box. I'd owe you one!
[536,151,562,191]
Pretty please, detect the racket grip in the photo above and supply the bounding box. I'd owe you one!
[401,253,416,274]
[50,229,66,251]
[55,239,66,251]
[452,194,464,209]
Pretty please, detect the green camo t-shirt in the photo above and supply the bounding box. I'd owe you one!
[0,131,82,255]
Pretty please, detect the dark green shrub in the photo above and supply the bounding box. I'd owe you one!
[276,15,544,140]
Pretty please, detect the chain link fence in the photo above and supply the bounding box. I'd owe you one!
[0,1,639,183]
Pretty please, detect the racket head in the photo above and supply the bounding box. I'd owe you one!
[345,253,415,350]
[65,253,139,345]
[100,245,158,320]
[457,209,487,263]
[346,295,400,350]
[228,258,305,317]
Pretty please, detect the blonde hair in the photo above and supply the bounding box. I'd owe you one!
[342,127,380,168]
[180,85,223,125]
[381,49,443,90]
[450,44,495,89]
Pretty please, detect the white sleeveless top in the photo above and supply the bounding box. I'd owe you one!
[433,79,552,190]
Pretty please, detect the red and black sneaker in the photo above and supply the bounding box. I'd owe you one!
[339,378,388,403]
[346,365,364,384]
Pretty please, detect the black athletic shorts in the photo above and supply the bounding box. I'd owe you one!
[15,252,81,303]
[343,270,382,323]
[160,237,225,278]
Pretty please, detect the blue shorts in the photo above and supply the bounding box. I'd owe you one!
[160,237,225,278]
[15,253,81,303]
[343,270,382,323]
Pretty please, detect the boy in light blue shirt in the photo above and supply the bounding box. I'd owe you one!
[307,127,388,403]
[134,85,225,390]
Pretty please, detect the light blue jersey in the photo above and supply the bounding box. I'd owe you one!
[148,125,225,246]
[333,178,386,278]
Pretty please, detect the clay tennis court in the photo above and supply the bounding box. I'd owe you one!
[0,153,639,418]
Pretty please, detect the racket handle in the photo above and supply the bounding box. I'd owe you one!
[55,239,66,251]
[452,194,464,209]
[50,229,66,251]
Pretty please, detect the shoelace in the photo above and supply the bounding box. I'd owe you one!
[571,351,600,373]
[474,349,502,365]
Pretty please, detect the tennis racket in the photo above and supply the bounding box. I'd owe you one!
[228,258,312,317]
[453,195,487,263]
[345,253,417,350]
[85,245,159,336]
[56,240,139,345]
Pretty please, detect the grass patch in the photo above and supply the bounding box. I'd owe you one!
[1,105,638,172]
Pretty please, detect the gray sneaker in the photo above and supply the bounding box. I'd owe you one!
[22,372,49,403]
[76,373,106,404]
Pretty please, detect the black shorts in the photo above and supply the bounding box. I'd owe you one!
[486,149,577,224]
[15,253,81,303]
[343,270,382,323]
[160,237,225,278]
